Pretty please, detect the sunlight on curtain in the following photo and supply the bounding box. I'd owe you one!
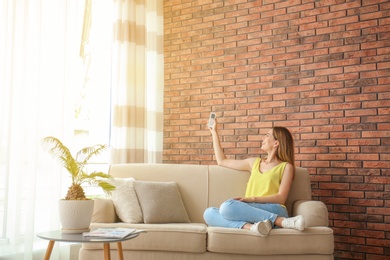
[0,0,95,259]
[110,0,164,164]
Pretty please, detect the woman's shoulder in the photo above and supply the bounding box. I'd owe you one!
[282,162,294,176]
[284,162,293,168]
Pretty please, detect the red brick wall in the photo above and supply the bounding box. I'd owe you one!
[163,0,390,259]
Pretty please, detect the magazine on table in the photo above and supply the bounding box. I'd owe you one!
[83,227,144,238]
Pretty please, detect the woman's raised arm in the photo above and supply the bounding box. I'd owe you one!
[209,119,253,172]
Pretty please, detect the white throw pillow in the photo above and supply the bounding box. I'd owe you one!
[106,178,143,223]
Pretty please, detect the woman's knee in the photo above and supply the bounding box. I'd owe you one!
[219,199,238,219]
[203,207,218,223]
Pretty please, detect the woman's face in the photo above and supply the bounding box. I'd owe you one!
[261,129,277,151]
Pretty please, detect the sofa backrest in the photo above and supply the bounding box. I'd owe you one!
[286,167,312,214]
[109,164,312,223]
[207,165,249,207]
[109,163,209,223]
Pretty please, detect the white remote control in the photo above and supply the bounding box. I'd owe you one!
[208,112,216,128]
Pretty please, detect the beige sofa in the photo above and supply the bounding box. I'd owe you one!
[79,163,334,260]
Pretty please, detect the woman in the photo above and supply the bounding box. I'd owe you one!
[203,119,305,237]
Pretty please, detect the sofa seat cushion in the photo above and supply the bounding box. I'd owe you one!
[207,227,334,256]
[83,223,207,253]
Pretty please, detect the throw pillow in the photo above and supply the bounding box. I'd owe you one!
[92,198,116,223]
[106,178,143,223]
[133,180,190,223]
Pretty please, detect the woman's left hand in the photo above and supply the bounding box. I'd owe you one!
[233,197,255,203]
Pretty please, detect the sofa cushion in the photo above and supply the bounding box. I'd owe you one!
[207,226,334,255]
[91,198,116,223]
[105,178,143,223]
[85,223,207,253]
[134,180,190,223]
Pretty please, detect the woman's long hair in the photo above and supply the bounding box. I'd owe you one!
[273,126,295,175]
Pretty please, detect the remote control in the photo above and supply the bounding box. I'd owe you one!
[208,112,216,128]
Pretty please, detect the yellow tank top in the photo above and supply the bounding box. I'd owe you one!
[245,157,287,199]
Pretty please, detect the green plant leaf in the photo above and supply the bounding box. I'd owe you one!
[41,136,114,199]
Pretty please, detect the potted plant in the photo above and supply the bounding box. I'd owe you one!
[42,136,115,233]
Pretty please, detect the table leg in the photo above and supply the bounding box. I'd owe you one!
[44,240,55,260]
[103,243,111,260]
[117,242,124,260]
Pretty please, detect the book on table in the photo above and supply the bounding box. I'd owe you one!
[83,227,142,238]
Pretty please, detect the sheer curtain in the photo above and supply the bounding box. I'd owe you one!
[110,0,164,164]
[0,0,163,258]
[0,0,87,259]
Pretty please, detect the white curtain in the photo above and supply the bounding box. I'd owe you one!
[1,0,163,258]
[0,0,87,259]
[110,0,164,164]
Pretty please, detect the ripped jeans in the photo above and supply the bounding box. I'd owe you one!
[203,198,288,229]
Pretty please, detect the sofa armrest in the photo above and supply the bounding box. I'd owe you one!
[91,198,116,223]
[292,200,329,227]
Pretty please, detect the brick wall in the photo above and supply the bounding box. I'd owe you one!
[163,0,390,259]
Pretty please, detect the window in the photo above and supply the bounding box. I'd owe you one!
[71,0,113,197]
[0,0,112,255]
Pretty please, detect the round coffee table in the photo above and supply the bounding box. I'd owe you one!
[37,230,139,260]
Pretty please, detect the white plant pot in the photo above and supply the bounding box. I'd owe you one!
[58,199,94,233]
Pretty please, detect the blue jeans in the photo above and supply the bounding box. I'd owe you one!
[203,198,288,229]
